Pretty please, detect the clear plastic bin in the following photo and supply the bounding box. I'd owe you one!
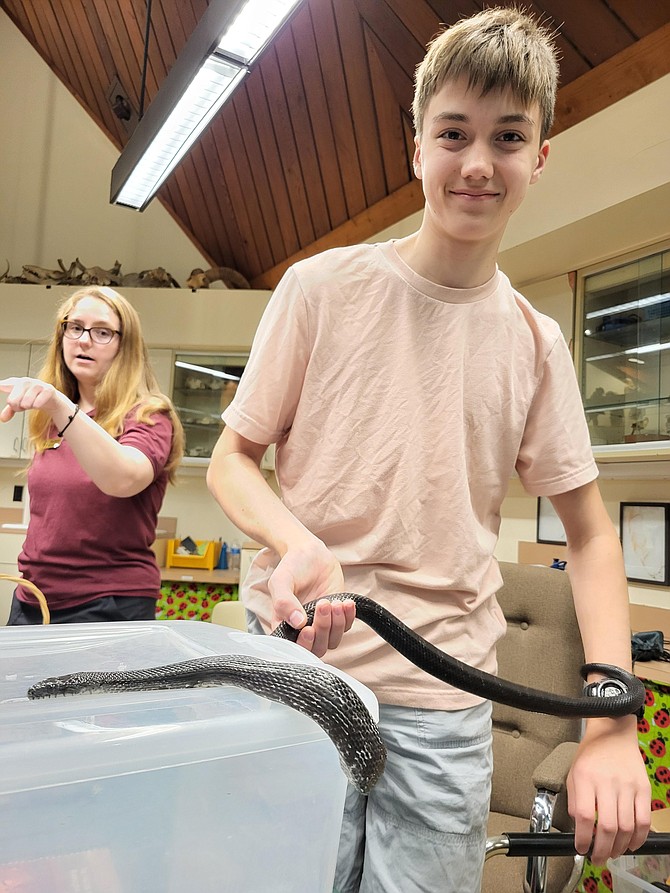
[0,621,378,892]
[610,853,670,892]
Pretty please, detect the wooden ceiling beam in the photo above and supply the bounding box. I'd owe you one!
[253,21,670,289]
[552,21,670,134]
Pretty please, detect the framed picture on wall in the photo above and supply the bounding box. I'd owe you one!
[620,502,670,586]
[536,497,567,545]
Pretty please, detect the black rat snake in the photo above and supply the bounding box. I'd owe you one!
[27,593,645,794]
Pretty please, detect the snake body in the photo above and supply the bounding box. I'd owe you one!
[27,593,645,794]
[27,653,385,794]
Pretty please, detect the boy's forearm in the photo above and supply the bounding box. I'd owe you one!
[566,531,633,674]
[551,483,633,674]
[566,531,640,737]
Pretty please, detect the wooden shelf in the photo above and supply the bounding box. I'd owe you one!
[517,541,567,566]
[160,568,239,585]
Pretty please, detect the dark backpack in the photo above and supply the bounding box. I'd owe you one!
[632,630,670,662]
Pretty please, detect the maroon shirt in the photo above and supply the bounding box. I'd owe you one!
[17,410,173,611]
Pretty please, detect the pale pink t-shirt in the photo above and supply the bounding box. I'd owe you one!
[223,241,597,709]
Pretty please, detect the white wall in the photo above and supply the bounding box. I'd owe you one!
[0,10,212,286]
[495,477,670,609]
[500,74,670,253]
[0,284,271,352]
[161,467,251,545]
[520,275,574,343]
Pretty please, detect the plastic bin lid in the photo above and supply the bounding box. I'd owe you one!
[609,854,670,892]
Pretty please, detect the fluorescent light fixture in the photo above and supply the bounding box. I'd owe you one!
[111,0,303,210]
[219,0,305,62]
[585,291,670,320]
[625,341,670,356]
[585,350,626,362]
[586,341,670,362]
[175,360,241,381]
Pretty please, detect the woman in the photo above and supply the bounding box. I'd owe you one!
[0,285,184,623]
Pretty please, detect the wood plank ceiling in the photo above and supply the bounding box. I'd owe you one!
[2,0,670,288]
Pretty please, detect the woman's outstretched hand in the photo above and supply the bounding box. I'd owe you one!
[0,377,65,421]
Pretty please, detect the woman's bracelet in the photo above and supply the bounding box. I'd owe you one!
[57,404,80,438]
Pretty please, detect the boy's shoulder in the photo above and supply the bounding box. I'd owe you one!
[290,241,389,285]
[509,282,563,339]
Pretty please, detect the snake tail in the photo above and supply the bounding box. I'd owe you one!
[272,594,645,719]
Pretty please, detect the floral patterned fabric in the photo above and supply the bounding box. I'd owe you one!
[156,582,238,622]
[576,677,670,893]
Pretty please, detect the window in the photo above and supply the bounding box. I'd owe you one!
[173,352,248,459]
[575,241,670,452]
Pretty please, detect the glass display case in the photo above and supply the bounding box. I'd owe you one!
[575,242,670,454]
[172,352,248,459]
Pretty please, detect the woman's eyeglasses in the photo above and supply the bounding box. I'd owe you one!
[61,321,121,345]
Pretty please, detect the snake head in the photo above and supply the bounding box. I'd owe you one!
[27,672,102,699]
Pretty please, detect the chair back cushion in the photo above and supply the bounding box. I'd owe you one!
[491,561,584,829]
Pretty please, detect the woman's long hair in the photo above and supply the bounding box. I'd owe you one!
[29,286,184,481]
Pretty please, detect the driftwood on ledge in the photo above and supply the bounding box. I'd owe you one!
[0,259,253,290]
[185,266,251,289]
[0,258,183,288]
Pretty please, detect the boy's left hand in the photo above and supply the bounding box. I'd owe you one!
[567,715,651,865]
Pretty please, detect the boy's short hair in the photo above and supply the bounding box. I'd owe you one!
[412,7,560,142]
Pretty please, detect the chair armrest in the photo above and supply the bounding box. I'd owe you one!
[532,742,579,794]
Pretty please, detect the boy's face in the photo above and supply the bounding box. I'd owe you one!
[413,76,550,249]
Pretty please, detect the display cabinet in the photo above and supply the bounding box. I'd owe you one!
[172,352,248,459]
[575,241,670,456]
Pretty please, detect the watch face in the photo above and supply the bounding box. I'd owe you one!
[600,681,626,698]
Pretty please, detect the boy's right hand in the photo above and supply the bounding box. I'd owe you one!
[268,541,355,658]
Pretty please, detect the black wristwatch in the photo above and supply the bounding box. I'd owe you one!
[583,676,644,718]
[583,678,628,699]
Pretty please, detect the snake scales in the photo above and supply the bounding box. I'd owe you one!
[27,593,645,794]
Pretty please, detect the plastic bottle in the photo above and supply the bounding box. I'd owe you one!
[230,542,241,571]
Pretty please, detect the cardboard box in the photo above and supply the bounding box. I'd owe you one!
[150,537,167,567]
[651,808,670,833]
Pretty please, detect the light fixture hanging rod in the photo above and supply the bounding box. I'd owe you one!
[138,0,153,119]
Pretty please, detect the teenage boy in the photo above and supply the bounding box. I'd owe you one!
[207,7,650,891]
